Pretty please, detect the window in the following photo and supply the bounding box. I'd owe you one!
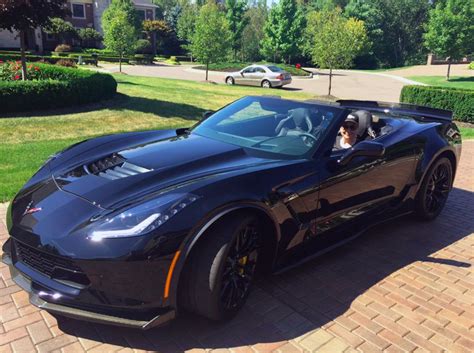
[71,3,85,19]
[242,67,255,74]
[137,10,146,22]
[255,67,266,73]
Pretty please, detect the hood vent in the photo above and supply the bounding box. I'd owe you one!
[97,162,151,180]
[66,153,151,180]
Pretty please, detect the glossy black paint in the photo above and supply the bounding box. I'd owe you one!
[2,97,462,328]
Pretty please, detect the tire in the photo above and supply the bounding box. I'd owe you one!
[180,212,261,321]
[415,157,453,221]
[261,80,271,88]
[226,77,234,85]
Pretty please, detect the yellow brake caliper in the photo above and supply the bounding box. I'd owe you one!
[238,256,248,275]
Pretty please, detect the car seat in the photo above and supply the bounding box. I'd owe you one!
[275,108,313,136]
[353,110,376,139]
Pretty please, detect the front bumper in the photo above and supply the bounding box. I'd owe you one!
[1,243,176,330]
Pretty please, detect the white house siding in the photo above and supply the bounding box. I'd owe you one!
[0,30,20,49]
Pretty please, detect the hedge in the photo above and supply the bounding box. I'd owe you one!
[0,64,117,113]
[0,53,129,64]
[400,85,474,123]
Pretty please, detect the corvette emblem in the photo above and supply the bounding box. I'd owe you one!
[22,201,42,216]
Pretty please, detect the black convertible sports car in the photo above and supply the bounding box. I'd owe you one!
[2,96,462,329]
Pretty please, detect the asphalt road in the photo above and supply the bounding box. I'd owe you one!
[98,63,424,102]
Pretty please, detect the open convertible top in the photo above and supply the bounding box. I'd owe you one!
[337,100,453,122]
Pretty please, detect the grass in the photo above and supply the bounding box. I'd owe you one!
[194,62,312,77]
[0,74,313,202]
[460,126,474,139]
[407,76,474,90]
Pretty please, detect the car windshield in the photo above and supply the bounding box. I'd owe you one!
[191,96,343,159]
[267,66,283,72]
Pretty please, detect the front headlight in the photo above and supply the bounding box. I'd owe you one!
[89,193,199,242]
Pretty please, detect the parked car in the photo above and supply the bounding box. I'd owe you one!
[2,97,461,329]
[225,64,292,88]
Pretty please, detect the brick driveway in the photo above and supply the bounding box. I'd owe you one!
[1,142,473,353]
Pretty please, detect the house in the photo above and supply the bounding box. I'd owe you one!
[0,0,158,52]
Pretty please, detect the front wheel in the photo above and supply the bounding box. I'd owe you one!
[415,157,453,221]
[226,77,234,85]
[261,80,272,88]
[180,213,261,321]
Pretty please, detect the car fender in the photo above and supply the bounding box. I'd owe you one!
[166,200,280,309]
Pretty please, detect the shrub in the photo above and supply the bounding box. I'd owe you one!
[56,59,76,68]
[55,44,72,53]
[165,56,180,65]
[135,39,152,54]
[0,63,117,113]
[130,54,153,64]
[469,62,474,70]
[400,85,474,123]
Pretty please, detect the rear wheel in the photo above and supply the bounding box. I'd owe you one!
[415,157,453,220]
[261,80,271,89]
[180,213,261,321]
[226,77,234,85]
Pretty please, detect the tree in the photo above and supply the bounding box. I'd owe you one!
[44,18,78,45]
[225,0,248,60]
[0,0,67,80]
[261,0,305,63]
[103,11,137,72]
[177,1,198,56]
[102,0,141,35]
[424,0,474,80]
[305,8,368,95]
[190,1,231,81]
[78,28,102,48]
[240,4,267,61]
[143,20,172,55]
[345,0,430,68]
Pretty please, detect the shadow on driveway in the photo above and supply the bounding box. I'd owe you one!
[56,186,474,351]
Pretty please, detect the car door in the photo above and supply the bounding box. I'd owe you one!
[308,135,417,245]
[249,67,266,86]
[237,67,254,85]
[275,131,416,269]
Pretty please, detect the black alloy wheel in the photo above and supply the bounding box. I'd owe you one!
[220,224,259,311]
[415,157,453,220]
[179,213,262,321]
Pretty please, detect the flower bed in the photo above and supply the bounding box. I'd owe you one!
[0,63,117,113]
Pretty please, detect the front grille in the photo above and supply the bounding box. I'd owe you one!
[15,241,82,278]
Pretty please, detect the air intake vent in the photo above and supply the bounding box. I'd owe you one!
[85,153,124,174]
[65,154,151,180]
[98,162,151,180]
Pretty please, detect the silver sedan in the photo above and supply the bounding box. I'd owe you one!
[225,65,292,88]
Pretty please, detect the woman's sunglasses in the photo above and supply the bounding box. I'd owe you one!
[342,123,358,131]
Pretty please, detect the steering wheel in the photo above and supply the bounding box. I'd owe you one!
[298,133,317,146]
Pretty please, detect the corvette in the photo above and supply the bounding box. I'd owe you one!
[2,96,462,329]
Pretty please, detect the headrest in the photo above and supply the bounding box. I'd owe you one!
[290,108,309,127]
[352,110,373,137]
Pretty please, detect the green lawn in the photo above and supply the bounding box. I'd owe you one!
[0,74,313,202]
[460,127,474,139]
[407,76,474,90]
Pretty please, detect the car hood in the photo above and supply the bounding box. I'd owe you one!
[52,133,277,209]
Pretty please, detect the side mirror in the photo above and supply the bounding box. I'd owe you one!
[202,110,214,119]
[338,141,385,166]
